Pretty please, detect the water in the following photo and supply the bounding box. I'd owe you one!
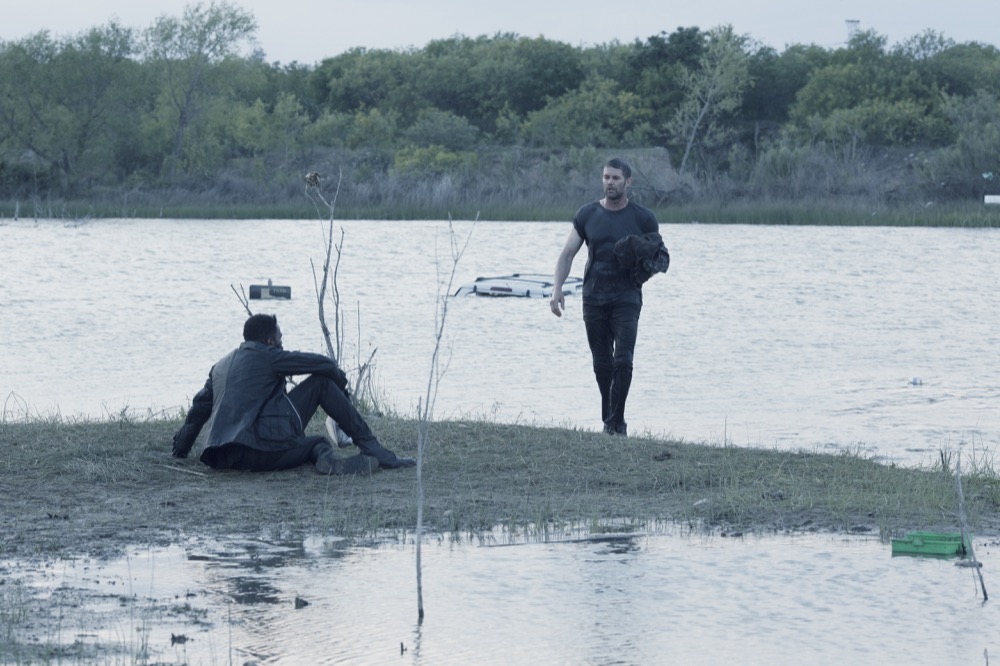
[4,530,996,665]
[3,218,999,466]
[3,218,999,664]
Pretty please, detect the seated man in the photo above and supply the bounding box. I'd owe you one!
[171,313,415,475]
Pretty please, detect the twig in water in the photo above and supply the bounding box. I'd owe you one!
[955,450,988,602]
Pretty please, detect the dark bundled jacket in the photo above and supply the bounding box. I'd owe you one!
[614,231,670,287]
[171,341,348,460]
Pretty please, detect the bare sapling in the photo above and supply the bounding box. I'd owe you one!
[414,216,477,622]
[955,449,988,602]
[306,169,345,361]
[229,172,350,382]
[304,170,380,410]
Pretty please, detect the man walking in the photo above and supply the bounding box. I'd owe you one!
[549,158,664,436]
[171,313,415,474]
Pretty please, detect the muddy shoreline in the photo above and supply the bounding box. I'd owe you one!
[3,415,998,663]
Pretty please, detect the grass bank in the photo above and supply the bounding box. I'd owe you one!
[3,199,1000,227]
[2,414,998,560]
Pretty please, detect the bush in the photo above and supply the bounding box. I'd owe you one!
[391,145,478,177]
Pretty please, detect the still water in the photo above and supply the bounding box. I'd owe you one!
[3,218,999,664]
[3,218,999,466]
[4,529,996,665]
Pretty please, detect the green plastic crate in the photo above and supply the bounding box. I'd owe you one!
[891,531,971,557]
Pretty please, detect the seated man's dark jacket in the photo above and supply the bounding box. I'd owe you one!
[172,341,348,461]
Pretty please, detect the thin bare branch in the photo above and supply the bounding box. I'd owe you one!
[307,168,344,361]
[415,214,478,622]
[956,451,988,602]
[230,283,253,316]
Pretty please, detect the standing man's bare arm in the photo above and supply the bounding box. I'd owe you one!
[550,228,585,317]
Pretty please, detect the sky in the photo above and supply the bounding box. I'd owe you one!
[3,0,998,64]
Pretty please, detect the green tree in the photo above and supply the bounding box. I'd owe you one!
[404,109,479,150]
[631,27,705,71]
[0,24,143,194]
[820,99,940,151]
[787,30,971,148]
[577,39,635,86]
[666,25,752,175]
[269,92,310,164]
[790,31,892,125]
[918,40,1000,97]
[346,107,400,151]
[623,27,707,144]
[264,60,321,118]
[413,34,584,134]
[303,110,354,148]
[224,98,271,157]
[142,1,257,178]
[522,77,653,148]
[310,47,419,121]
[920,91,1000,198]
[742,43,830,132]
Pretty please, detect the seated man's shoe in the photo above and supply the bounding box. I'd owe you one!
[315,447,379,475]
[378,453,416,469]
[335,453,380,475]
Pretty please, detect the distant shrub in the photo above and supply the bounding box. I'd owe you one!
[391,145,478,177]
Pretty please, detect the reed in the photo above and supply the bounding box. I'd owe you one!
[4,199,1000,226]
[663,200,1000,227]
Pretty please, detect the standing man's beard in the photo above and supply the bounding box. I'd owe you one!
[605,186,624,200]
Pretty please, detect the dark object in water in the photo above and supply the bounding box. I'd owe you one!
[249,279,291,300]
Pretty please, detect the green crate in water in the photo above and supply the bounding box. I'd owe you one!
[891,531,970,557]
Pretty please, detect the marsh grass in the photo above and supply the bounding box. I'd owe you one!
[3,413,997,561]
[5,199,1000,226]
[667,200,1000,227]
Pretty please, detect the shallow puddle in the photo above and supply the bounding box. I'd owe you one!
[3,528,997,665]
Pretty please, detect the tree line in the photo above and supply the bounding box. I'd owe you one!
[2,0,999,216]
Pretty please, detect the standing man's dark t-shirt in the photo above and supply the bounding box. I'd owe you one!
[572,200,659,306]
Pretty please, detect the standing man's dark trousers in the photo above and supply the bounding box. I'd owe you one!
[583,300,641,435]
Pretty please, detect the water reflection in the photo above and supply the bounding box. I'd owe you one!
[228,577,281,606]
[4,529,996,665]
